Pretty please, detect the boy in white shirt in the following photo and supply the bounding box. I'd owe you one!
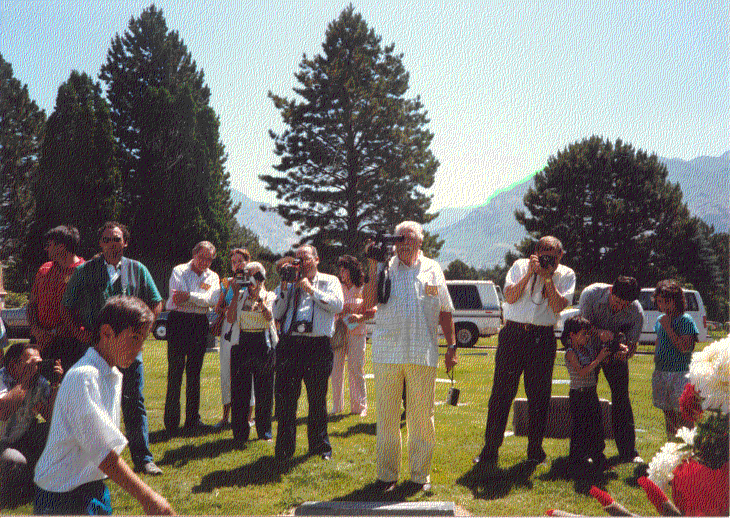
[34,296,174,515]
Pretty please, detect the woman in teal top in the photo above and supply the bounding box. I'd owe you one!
[651,279,698,438]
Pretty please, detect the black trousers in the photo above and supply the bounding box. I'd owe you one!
[231,331,275,441]
[480,320,557,460]
[568,386,605,464]
[164,311,209,431]
[274,335,333,459]
[597,359,638,459]
[42,336,88,374]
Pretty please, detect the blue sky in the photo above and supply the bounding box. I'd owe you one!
[2,0,726,210]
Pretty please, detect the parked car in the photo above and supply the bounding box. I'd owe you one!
[366,280,503,348]
[1,304,30,339]
[554,287,708,344]
[152,310,218,340]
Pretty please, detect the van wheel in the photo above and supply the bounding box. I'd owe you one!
[455,323,479,348]
[153,322,167,340]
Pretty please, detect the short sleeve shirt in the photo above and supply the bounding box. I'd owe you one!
[34,348,127,493]
[372,253,454,367]
[502,259,576,326]
[579,283,644,344]
[31,258,84,329]
[565,346,599,389]
[654,313,698,372]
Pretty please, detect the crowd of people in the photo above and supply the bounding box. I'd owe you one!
[0,220,702,515]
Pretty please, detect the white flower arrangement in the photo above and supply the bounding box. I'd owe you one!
[647,336,730,493]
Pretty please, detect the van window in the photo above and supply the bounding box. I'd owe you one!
[685,293,698,311]
[638,291,656,311]
[447,285,482,310]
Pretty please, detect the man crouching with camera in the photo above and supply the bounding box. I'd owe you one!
[0,343,62,508]
[273,245,343,461]
[362,221,457,493]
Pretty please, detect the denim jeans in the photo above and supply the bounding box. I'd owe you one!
[120,356,154,468]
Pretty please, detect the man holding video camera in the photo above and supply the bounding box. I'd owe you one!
[273,245,343,461]
[474,236,575,473]
[362,221,457,492]
[0,344,62,508]
[578,276,644,464]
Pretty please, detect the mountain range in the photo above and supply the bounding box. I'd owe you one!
[232,152,729,266]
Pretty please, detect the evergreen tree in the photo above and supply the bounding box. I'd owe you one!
[25,70,119,269]
[0,54,45,280]
[515,136,687,286]
[444,259,481,280]
[262,5,440,267]
[99,4,236,282]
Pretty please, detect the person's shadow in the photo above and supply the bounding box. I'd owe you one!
[536,456,619,494]
[192,454,308,493]
[456,460,537,500]
[332,480,431,503]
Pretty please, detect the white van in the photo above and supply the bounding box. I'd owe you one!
[637,288,708,343]
[554,287,708,344]
[365,280,503,348]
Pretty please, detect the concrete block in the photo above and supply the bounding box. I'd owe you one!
[512,396,613,439]
[295,501,455,516]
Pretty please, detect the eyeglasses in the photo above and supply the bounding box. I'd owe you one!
[102,236,122,243]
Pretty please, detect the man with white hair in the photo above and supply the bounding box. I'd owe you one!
[164,241,220,434]
[363,221,457,492]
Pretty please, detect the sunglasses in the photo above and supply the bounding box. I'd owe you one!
[102,236,123,243]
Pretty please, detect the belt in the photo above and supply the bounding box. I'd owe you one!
[570,386,597,393]
[506,320,553,332]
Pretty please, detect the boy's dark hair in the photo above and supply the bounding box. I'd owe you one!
[3,342,36,370]
[654,279,686,314]
[337,255,364,287]
[612,275,640,302]
[98,221,130,244]
[44,225,80,255]
[230,248,250,262]
[561,315,593,348]
[94,296,154,343]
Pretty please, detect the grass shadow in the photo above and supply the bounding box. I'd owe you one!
[456,460,536,500]
[331,480,430,503]
[330,421,376,439]
[536,456,619,495]
[192,454,308,493]
[156,436,245,468]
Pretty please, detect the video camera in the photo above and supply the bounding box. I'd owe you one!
[605,331,627,355]
[365,234,405,262]
[280,258,302,283]
[234,270,265,288]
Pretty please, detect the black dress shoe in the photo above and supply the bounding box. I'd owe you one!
[404,480,432,492]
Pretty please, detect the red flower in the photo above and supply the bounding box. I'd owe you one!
[679,383,703,423]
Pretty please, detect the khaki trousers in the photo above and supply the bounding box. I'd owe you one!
[374,362,436,484]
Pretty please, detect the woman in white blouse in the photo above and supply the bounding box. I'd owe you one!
[225,262,277,442]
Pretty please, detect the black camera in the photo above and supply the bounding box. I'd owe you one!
[292,320,313,334]
[234,271,253,288]
[365,234,405,262]
[605,332,627,355]
[538,254,556,269]
[38,358,60,384]
[281,259,301,283]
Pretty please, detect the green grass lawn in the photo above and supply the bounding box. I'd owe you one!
[8,330,727,516]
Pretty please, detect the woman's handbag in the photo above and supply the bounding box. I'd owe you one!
[330,318,348,350]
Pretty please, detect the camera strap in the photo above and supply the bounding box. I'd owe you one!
[377,264,391,304]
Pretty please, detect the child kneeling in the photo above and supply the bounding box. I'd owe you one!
[562,315,610,474]
[33,296,174,515]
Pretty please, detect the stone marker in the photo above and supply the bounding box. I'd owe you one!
[512,396,614,439]
[295,501,455,516]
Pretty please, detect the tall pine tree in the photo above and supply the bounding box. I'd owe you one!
[263,5,441,265]
[26,70,119,269]
[0,53,45,288]
[99,4,236,284]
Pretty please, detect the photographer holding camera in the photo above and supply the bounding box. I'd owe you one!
[362,221,456,492]
[578,276,644,464]
[225,262,277,443]
[0,343,62,508]
[272,245,343,461]
[474,236,575,474]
